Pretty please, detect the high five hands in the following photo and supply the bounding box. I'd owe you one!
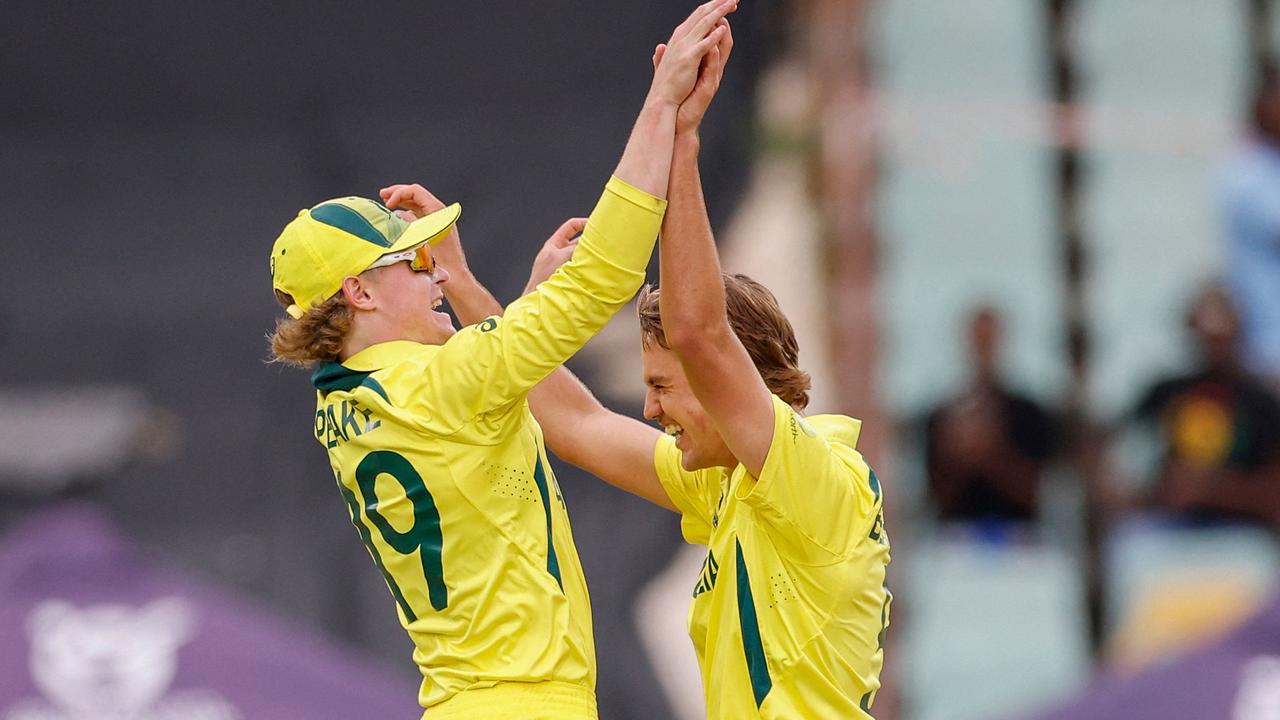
[647,0,738,120]
[654,4,736,134]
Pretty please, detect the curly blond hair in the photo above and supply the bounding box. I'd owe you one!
[268,291,353,368]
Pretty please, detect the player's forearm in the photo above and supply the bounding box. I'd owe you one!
[530,368,631,483]
[433,228,504,325]
[473,179,664,401]
[530,368,606,457]
[612,99,678,199]
[531,368,674,510]
[659,133,731,346]
[443,268,503,326]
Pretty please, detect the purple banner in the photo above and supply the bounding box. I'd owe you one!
[1033,590,1280,720]
[0,502,420,720]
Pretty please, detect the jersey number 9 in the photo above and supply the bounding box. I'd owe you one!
[340,450,448,622]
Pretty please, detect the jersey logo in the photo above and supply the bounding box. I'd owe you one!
[692,548,720,598]
[712,478,727,529]
[789,411,817,442]
[868,509,889,547]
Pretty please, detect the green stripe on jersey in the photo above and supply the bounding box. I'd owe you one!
[532,456,563,589]
[735,539,772,708]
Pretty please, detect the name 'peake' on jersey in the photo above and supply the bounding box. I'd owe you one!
[305,176,667,716]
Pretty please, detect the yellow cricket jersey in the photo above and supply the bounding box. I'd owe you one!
[307,176,665,718]
[655,394,892,719]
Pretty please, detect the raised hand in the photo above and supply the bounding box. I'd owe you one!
[647,0,738,109]
[524,218,587,295]
[378,182,467,271]
[654,17,734,135]
[379,183,446,220]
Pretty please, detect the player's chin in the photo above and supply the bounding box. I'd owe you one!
[418,312,456,343]
[678,443,702,471]
[431,309,456,331]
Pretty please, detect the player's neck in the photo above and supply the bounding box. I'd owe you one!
[340,316,420,361]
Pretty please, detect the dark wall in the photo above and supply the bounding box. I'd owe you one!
[2,2,776,717]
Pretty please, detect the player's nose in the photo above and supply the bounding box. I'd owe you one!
[643,390,661,421]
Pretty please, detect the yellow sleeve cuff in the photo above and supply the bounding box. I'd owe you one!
[575,175,668,279]
[604,175,669,215]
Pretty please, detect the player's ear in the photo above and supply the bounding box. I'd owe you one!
[342,275,377,311]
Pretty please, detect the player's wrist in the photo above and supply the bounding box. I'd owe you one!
[675,128,702,150]
[641,94,682,117]
[441,266,479,289]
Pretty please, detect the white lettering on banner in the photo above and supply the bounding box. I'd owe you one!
[1234,655,1280,720]
[3,597,241,720]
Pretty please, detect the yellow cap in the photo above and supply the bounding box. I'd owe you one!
[270,197,461,318]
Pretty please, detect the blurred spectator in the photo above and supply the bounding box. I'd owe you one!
[1126,285,1280,526]
[925,307,1058,524]
[1221,68,1280,383]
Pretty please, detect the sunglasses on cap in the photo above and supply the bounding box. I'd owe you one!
[364,242,438,275]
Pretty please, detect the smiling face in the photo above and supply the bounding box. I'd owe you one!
[642,339,737,471]
[360,259,456,345]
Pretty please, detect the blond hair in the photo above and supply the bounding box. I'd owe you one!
[637,273,811,409]
[268,290,353,368]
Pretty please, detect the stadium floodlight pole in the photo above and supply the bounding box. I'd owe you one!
[801,0,895,715]
[1248,0,1275,76]
[804,0,887,501]
[1044,0,1105,656]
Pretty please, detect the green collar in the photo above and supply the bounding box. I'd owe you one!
[310,363,390,402]
[309,341,433,402]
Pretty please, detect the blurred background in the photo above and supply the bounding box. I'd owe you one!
[3,1,1280,718]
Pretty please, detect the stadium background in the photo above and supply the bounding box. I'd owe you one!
[3,1,1279,718]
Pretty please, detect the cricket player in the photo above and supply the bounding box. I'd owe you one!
[525,21,893,719]
[266,3,737,718]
